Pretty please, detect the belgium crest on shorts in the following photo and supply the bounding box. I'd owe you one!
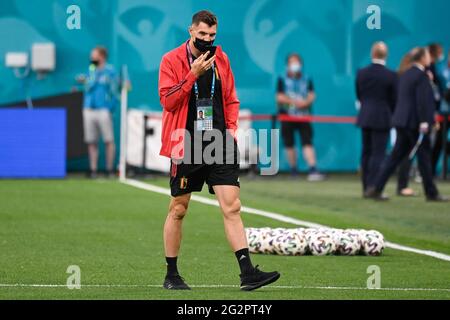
[180,176,188,189]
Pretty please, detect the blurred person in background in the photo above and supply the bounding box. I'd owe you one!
[428,43,444,93]
[442,50,450,106]
[429,43,448,176]
[366,47,448,202]
[396,51,419,197]
[435,50,450,175]
[78,46,119,178]
[356,42,397,196]
[397,47,449,192]
[276,53,325,181]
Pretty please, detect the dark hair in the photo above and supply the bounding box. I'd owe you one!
[94,46,108,59]
[428,43,442,59]
[410,47,427,63]
[286,53,303,64]
[192,10,218,27]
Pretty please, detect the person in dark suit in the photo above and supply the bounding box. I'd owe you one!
[366,47,448,202]
[356,42,397,194]
[396,51,419,197]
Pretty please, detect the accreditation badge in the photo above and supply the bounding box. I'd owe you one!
[196,98,213,131]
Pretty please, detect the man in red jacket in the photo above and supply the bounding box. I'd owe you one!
[158,10,280,291]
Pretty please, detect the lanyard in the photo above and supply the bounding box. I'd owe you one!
[186,41,215,100]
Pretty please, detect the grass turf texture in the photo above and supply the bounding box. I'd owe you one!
[0,175,449,299]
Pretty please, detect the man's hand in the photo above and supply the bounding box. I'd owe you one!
[419,122,429,134]
[190,51,216,78]
[294,93,315,109]
[294,99,308,109]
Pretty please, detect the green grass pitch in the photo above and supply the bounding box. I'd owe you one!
[0,175,449,299]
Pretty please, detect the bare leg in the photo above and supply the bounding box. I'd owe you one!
[213,185,247,251]
[87,143,99,172]
[163,193,191,257]
[105,141,115,172]
[213,185,281,290]
[286,147,297,171]
[302,145,317,168]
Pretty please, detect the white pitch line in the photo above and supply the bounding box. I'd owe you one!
[1,283,449,292]
[121,179,450,263]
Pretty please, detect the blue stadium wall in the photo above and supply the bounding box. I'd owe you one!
[1,0,449,171]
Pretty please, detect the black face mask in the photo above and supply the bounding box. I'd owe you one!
[90,60,100,67]
[193,37,215,53]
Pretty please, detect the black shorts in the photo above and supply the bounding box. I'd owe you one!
[281,122,313,148]
[170,161,240,197]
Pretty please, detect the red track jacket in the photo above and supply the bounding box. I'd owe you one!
[158,41,240,159]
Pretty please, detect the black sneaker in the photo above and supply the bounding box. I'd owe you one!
[240,265,280,291]
[364,187,389,201]
[163,274,191,290]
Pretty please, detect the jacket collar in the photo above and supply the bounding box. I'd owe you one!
[372,59,386,66]
[413,63,425,72]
